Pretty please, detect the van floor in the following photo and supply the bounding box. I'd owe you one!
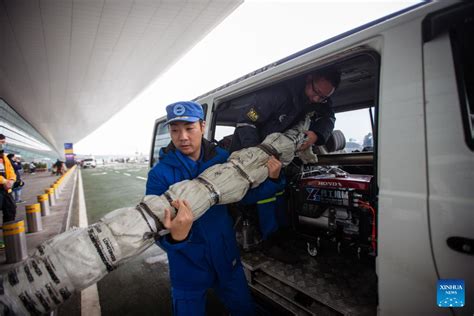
[241,240,377,316]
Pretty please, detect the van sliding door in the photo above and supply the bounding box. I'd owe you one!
[422,3,474,313]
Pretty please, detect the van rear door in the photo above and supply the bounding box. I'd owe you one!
[423,2,474,312]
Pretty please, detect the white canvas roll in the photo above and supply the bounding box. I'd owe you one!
[0,116,316,315]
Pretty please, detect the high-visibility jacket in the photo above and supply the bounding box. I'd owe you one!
[1,153,16,193]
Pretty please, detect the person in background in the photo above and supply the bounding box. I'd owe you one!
[54,159,65,176]
[7,153,25,204]
[29,161,36,174]
[0,134,17,249]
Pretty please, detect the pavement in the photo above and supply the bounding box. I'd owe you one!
[0,167,82,316]
[0,170,75,269]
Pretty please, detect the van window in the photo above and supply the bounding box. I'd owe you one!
[151,121,171,167]
[213,125,235,151]
[450,18,474,149]
[214,125,235,142]
[334,107,374,152]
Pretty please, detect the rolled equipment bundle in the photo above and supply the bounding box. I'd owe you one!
[0,117,316,315]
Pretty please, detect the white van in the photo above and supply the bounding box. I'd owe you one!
[82,157,97,168]
[150,2,473,314]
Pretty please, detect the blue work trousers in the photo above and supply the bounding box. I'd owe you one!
[171,263,255,316]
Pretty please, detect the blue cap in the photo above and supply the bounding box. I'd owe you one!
[165,101,204,125]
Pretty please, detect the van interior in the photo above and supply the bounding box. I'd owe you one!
[211,50,380,315]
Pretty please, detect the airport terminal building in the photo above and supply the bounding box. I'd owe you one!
[1,99,59,166]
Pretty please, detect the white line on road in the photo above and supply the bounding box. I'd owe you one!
[91,172,107,176]
[78,170,102,315]
[136,176,147,181]
[123,173,131,176]
[145,253,168,265]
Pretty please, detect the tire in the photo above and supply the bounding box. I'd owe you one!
[326,130,345,152]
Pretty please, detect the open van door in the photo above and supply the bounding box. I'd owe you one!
[423,3,474,313]
[149,117,170,168]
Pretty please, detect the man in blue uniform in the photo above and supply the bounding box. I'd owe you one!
[146,101,283,316]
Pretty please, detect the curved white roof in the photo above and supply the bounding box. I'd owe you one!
[0,0,242,154]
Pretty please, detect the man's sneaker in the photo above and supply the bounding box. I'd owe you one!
[16,200,26,204]
[0,241,5,250]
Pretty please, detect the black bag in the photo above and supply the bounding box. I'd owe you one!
[12,179,24,189]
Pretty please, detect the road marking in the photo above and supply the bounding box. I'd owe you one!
[145,253,168,265]
[136,176,147,181]
[82,285,102,316]
[78,170,102,315]
[123,173,131,176]
[91,172,107,176]
[77,171,88,228]
[115,171,120,174]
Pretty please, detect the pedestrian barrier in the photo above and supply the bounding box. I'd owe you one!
[37,165,77,218]
[37,194,50,216]
[46,188,55,206]
[53,181,59,194]
[26,204,43,233]
[1,166,78,266]
[3,219,28,263]
[52,184,59,199]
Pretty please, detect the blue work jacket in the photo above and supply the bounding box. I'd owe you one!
[146,139,282,289]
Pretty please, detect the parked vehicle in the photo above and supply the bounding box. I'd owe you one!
[81,158,96,168]
[150,2,473,314]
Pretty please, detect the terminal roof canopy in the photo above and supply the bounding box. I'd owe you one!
[0,0,242,153]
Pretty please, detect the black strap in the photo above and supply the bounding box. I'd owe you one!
[163,192,174,206]
[88,227,114,272]
[43,257,62,283]
[257,143,280,160]
[139,202,165,232]
[196,177,219,204]
[163,192,179,214]
[135,205,155,234]
[230,161,252,187]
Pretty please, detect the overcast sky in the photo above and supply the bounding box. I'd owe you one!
[75,0,419,156]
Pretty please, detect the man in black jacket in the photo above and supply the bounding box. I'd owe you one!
[229,66,341,152]
[229,67,340,263]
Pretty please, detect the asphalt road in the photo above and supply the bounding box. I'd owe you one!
[82,163,148,224]
[80,163,226,315]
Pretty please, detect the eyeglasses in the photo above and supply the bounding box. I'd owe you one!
[311,80,330,103]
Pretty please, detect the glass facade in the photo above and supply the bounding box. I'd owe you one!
[0,99,58,166]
